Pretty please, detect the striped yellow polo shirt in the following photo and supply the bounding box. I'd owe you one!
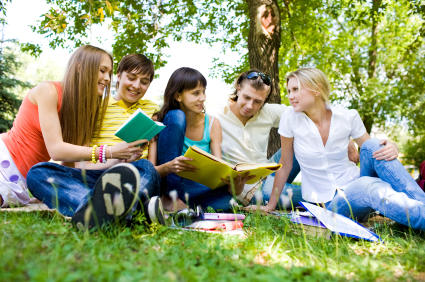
[91,95,160,159]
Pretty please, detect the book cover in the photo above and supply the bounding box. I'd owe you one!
[115,108,166,143]
[176,146,282,189]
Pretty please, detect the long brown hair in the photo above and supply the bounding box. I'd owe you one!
[157,67,207,122]
[59,45,113,146]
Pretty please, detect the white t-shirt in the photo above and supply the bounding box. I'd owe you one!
[278,104,366,203]
[217,101,288,202]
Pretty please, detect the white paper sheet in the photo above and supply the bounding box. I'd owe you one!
[301,202,379,242]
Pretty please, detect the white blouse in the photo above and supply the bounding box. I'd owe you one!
[278,104,366,203]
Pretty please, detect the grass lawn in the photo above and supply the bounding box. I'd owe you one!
[1,209,424,281]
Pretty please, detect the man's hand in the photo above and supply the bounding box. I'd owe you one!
[373,139,399,161]
[348,139,359,164]
[220,172,256,196]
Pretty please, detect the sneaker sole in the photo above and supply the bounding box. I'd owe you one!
[72,163,141,231]
[147,196,165,225]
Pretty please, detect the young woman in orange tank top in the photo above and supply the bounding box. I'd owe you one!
[0,45,148,212]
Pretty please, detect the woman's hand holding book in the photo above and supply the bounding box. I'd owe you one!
[166,156,197,174]
[110,139,148,160]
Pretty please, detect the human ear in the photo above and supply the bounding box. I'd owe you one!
[117,73,122,82]
[175,92,182,102]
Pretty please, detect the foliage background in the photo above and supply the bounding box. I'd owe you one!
[2,0,425,165]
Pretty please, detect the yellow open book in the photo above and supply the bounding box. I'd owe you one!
[176,146,282,189]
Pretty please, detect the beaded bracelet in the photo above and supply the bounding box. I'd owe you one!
[98,145,103,164]
[91,145,98,164]
[102,144,108,163]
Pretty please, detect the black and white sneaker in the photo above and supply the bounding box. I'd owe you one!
[72,163,140,231]
[144,196,165,225]
[124,196,166,225]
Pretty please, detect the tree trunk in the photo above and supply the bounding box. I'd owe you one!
[363,0,381,134]
[368,0,380,79]
[246,0,281,158]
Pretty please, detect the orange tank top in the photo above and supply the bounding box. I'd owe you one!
[1,82,62,178]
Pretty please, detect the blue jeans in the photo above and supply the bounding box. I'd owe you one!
[327,138,425,230]
[249,149,303,209]
[26,159,161,217]
[158,110,233,211]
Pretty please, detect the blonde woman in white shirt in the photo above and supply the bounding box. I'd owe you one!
[250,67,425,230]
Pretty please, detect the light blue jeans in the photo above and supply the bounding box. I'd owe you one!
[249,149,303,209]
[327,138,425,230]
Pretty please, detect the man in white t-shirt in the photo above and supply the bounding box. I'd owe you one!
[216,70,359,207]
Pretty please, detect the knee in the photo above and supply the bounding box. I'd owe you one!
[164,110,186,128]
[132,159,155,172]
[27,162,56,183]
[360,138,381,154]
[28,162,50,173]
[132,159,159,179]
[355,176,376,188]
[356,176,390,197]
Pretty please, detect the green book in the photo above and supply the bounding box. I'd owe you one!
[115,108,166,143]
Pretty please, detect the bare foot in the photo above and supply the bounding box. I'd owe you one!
[161,195,188,212]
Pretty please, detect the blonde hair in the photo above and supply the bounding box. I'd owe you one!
[286,68,331,102]
[59,45,112,146]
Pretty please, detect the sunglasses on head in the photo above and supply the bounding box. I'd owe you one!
[245,71,271,86]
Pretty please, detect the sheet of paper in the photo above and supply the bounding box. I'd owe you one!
[301,202,379,242]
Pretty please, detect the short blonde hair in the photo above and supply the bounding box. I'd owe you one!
[286,68,331,103]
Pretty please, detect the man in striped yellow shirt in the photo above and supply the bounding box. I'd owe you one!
[91,96,159,161]
[83,53,160,169]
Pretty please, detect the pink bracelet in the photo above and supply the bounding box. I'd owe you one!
[98,145,104,163]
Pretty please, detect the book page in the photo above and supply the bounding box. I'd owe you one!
[139,108,150,117]
[191,146,235,168]
[235,162,280,171]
